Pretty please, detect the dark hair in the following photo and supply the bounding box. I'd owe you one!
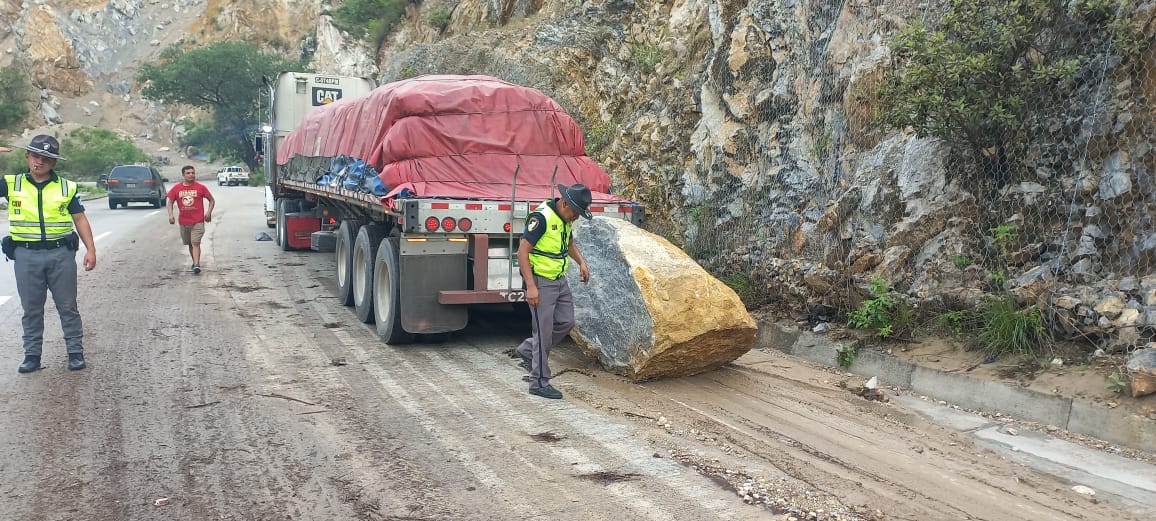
[181,165,195,173]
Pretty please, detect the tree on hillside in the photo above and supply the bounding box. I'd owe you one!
[60,127,150,180]
[876,0,1141,192]
[0,66,31,131]
[137,42,307,172]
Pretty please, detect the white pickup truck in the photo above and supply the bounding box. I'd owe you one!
[216,165,250,186]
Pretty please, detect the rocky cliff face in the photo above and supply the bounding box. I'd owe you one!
[6,0,1156,349]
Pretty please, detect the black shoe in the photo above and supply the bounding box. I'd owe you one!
[518,355,531,373]
[17,356,41,373]
[67,353,86,371]
[192,264,202,274]
[529,385,562,399]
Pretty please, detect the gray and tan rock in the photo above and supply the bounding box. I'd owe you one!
[566,218,757,381]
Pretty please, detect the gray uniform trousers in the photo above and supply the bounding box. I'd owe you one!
[14,246,83,356]
[515,275,575,391]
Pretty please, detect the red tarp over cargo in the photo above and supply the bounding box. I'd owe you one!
[276,75,629,205]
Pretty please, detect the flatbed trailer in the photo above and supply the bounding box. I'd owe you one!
[258,73,643,344]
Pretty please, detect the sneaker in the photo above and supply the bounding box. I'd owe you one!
[67,353,86,371]
[529,385,562,399]
[192,264,202,274]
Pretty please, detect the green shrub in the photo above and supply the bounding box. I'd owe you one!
[846,277,906,339]
[876,0,1140,183]
[0,146,24,175]
[976,294,1045,357]
[59,127,150,180]
[584,119,616,155]
[0,66,31,130]
[631,42,664,74]
[427,7,452,32]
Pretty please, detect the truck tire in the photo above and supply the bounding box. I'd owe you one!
[277,199,302,251]
[352,224,386,323]
[335,221,359,306]
[274,199,286,247]
[373,237,414,344]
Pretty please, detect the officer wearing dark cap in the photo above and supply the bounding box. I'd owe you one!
[2,134,98,373]
[514,183,592,399]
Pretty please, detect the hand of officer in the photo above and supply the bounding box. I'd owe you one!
[526,286,539,308]
[83,250,96,271]
[579,262,590,284]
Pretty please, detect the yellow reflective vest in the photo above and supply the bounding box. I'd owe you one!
[527,201,571,280]
[5,173,78,242]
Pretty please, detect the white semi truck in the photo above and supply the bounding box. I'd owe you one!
[257,72,643,344]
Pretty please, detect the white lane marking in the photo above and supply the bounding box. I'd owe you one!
[93,231,112,243]
[0,296,9,307]
[146,211,161,217]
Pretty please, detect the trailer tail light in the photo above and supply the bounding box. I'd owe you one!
[425,216,439,231]
[441,217,456,231]
[458,218,473,232]
[503,222,512,233]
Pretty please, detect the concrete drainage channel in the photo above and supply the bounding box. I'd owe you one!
[758,320,1156,514]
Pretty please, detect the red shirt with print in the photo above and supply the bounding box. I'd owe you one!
[167,182,212,226]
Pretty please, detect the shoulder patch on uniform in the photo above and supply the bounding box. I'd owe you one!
[526,215,542,232]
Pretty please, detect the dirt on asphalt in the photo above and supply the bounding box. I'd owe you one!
[0,187,1151,521]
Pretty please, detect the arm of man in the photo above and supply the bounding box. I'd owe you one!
[72,211,97,271]
[203,186,215,222]
[166,185,178,224]
[568,240,590,283]
[519,211,547,307]
[518,238,538,307]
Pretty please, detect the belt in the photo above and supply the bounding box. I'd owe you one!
[15,239,68,250]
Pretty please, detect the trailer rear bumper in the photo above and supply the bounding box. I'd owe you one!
[438,289,526,305]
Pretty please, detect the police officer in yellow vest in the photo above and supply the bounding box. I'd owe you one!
[514,183,592,399]
[1,135,98,373]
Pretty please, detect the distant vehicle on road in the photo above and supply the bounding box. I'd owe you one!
[106,164,168,209]
[217,165,250,186]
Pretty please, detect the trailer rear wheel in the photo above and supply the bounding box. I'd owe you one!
[373,237,414,344]
[335,221,358,306]
[274,199,287,247]
[277,200,302,251]
[352,224,386,323]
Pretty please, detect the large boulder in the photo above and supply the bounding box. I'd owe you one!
[566,218,757,380]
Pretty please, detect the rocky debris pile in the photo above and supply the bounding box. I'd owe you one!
[1012,270,1156,353]
[567,218,757,381]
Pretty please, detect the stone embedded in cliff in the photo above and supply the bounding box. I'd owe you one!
[564,218,757,381]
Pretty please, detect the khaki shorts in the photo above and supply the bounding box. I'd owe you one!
[180,221,205,245]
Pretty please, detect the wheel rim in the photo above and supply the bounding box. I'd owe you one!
[353,241,367,303]
[337,234,349,287]
[374,251,394,325]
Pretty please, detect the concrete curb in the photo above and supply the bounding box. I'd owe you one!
[757,320,1156,453]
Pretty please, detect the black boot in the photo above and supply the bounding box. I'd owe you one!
[17,356,41,373]
[67,353,86,371]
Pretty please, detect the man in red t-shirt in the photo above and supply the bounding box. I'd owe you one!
[166,165,215,274]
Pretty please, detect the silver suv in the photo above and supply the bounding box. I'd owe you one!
[106,164,168,209]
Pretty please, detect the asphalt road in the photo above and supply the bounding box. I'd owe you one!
[0,179,1152,520]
